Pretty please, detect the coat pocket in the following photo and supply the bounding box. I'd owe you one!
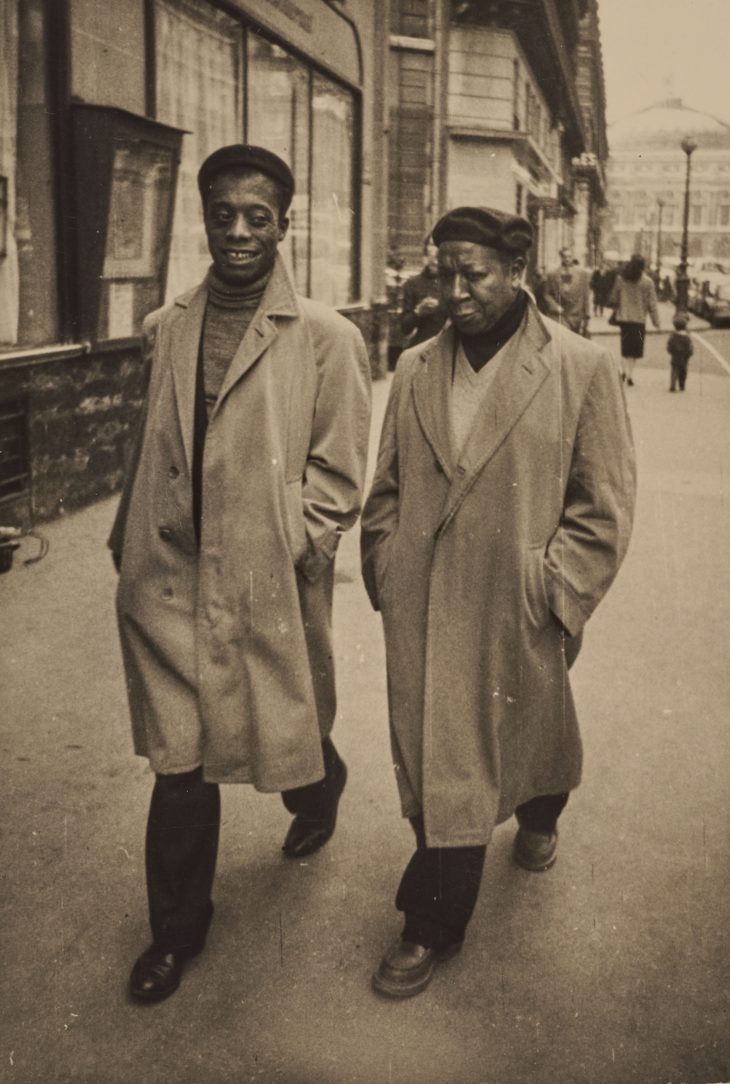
[523,542,551,631]
[284,479,308,566]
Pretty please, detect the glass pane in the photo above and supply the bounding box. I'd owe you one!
[98,138,176,340]
[15,0,59,345]
[310,75,355,306]
[155,0,242,300]
[247,35,310,295]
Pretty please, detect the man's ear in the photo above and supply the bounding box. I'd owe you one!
[511,255,526,283]
[278,216,290,242]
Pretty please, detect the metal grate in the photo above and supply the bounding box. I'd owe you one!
[0,396,30,504]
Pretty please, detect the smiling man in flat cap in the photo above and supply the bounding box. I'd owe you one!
[109,145,370,1002]
[361,205,636,998]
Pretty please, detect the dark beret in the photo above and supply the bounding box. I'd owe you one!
[197,145,295,213]
[432,206,533,254]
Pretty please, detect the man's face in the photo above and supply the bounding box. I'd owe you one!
[204,169,288,286]
[560,249,573,269]
[437,241,523,335]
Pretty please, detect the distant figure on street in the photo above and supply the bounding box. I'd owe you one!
[667,314,693,392]
[659,274,675,304]
[543,247,591,335]
[399,236,448,348]
[109,145,371,1003]
[590,265,607,316]
[609,253,660,385]
[361,205,636,999]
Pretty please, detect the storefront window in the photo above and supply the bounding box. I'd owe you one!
[310,75,355,307]
[247,36,310,295]
[155,0,243,300]
[154,2,357,308]
[1,0,59,347]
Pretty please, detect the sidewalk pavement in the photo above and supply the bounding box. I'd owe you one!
[2,353,729,1084]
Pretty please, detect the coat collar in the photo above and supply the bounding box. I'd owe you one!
[412,298,553,533]
[167,256,299,468]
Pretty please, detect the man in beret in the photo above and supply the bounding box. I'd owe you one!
[361,205,635,998]
[109,145,371,1002]
[543,246,591,335]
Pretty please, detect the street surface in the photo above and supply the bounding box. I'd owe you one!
[2,317,729,1084]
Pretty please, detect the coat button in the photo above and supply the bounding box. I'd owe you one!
[168,465,179,480]
[158,527,173,542]
[161,586,173,600]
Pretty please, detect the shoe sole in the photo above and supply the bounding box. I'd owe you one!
[514,852,558,873]
[371,944,461,999]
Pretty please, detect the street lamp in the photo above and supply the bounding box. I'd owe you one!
[675,136,698,315]
[656,198,664,281]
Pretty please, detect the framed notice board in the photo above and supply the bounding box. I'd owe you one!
[71,104,185,342]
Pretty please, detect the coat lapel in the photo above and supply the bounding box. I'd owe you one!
[212,256,299,417]
[169,286,207,473]
[438,302,552,532]
[411,326,458,479]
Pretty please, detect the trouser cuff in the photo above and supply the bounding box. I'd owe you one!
[401,914,464,951]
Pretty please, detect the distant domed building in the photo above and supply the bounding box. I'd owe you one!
[604,99,730,264]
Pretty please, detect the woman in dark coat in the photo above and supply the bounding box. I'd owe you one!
[609,254,660,385]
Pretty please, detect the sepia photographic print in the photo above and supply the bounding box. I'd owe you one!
[1,1,728,1082]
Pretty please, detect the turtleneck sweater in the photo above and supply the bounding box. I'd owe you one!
[201,266,270,417]
[459,288,528,372]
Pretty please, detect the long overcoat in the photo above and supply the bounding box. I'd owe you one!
[110,257,371,789]
[361,300,635,847]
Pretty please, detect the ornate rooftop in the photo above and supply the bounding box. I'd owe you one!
[608,99,730,152]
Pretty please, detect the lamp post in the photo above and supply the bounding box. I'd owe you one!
[675,136,698,315]
[656,198,664,281]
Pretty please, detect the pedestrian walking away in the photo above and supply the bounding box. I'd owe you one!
[667,314,693,391]
[361,205,636,999]
[590,265,605,316]
[108,144,371,1004]
[542,246,591,335]
[608,254,660,385]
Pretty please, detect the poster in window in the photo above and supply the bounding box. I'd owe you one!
[103,141,172,280]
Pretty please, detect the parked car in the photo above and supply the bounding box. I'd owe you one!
[702,283,730,326]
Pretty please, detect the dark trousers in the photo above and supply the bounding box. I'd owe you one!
[145,737,344,953]
[670,359,688,390]
[397,793,569,951]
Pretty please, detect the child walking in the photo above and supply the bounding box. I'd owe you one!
[667,315,693,392]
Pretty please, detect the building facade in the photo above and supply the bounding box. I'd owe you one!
[0,0,390,525]
[386,0,608,281]
[605,99,730,265]
[0,0,609,527]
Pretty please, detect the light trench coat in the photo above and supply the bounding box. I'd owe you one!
[110,257,371,788]
[361,300,636,847]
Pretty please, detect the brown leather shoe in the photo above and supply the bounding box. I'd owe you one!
[282,762,347,859]
[129,943,203,1004]
[372,939,461,998]
[513,827,558,872]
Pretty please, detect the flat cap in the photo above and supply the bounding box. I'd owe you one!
[197,145,295,212]
[432,206,533,254]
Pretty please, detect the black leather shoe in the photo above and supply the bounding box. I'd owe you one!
[513,827,558,872]
[282,761,347,859]
[372,939,462,999]
[129,943,202,1004]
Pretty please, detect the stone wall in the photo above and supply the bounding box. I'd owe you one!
[0,344,146,527]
